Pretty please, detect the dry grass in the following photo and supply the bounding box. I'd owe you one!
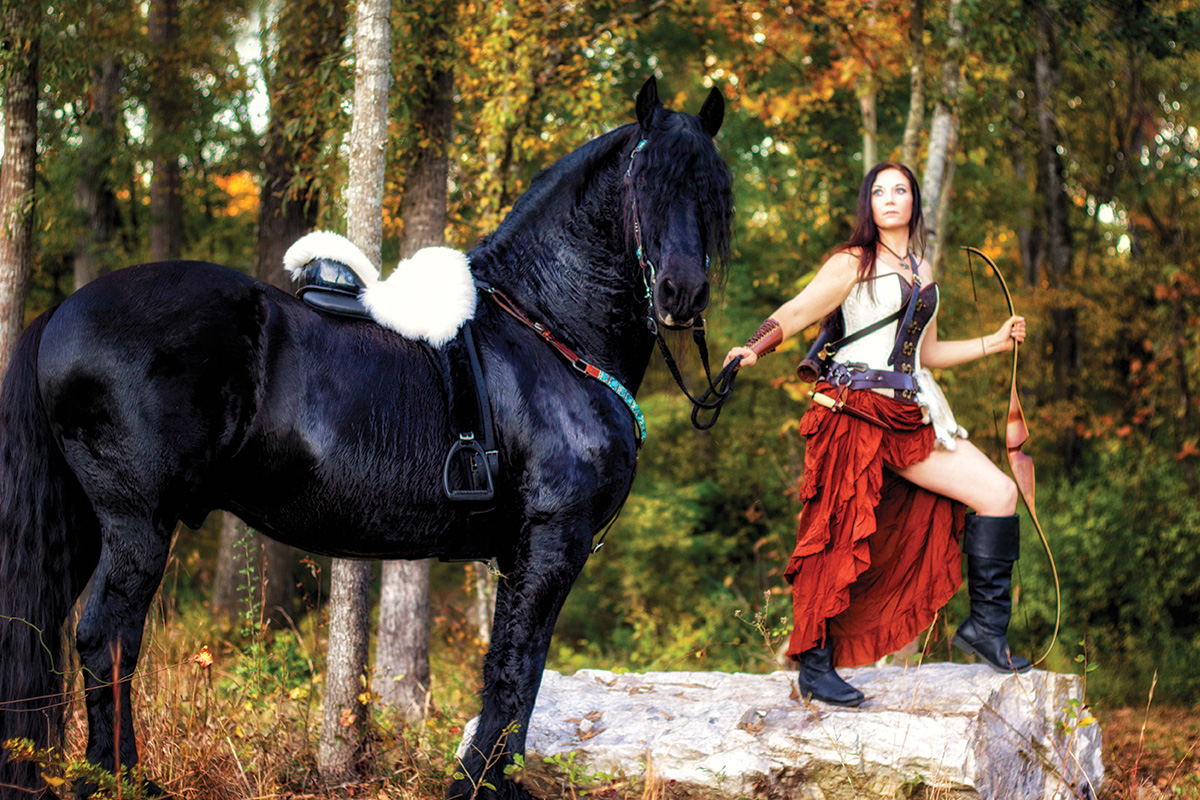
[1099,706,1200,799]
[17,570,1199,800]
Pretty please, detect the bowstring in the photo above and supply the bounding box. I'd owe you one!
[966,249,1007,463]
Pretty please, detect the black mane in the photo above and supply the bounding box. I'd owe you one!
[470,111,733,289]
[625,106,733,280]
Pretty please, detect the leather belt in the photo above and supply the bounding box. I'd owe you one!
[826,361,918,399]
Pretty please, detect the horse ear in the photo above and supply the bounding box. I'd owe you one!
[635,76,660,129]
[697,87,724,137]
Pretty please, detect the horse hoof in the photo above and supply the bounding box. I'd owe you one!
[447,778,534,800]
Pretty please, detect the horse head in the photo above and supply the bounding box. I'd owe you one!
[626,77,733,330]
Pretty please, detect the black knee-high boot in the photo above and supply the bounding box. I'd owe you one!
[952,513,1033,673]
[796,638,865,707]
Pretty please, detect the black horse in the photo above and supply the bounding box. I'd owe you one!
[0,77,731,799]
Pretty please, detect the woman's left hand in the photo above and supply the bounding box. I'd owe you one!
[990,315,1027,353]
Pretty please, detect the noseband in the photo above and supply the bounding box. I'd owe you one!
[625,137,739,430]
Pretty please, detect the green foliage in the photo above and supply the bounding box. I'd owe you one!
[1035,446,1200,703]
[2,738,161,800]
[229,632,314,701]
[552,379,806,673]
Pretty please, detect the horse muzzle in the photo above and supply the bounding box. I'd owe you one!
[654,274,709,331]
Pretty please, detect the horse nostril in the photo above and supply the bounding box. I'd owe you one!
[695,282,710,313]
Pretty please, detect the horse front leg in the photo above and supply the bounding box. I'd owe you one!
[449,525,592,800]
[74,516,172,797]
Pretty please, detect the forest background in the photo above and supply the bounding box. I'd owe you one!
[1,0,1198,796]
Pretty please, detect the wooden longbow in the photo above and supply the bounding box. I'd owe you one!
[964,246,1061,667]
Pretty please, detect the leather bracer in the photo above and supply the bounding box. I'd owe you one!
[745,317,783,357]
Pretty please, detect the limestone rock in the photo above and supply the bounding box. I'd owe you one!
[518,664,1102,799]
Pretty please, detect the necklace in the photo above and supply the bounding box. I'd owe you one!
[879,240,910,268]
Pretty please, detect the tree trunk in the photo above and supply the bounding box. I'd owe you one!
[255,0,347,287]
[1031,1,1072,285]
[74,56,124,290]
[858,0,879,175]
[211,515,294,629]
[0,1,41,372]
[920,0,963,271]
[396,68,453,260]
[376,43,454,717]
[470,562,496,646]
[375,561,430,715]
[1006,88,1042,286]
[928,120,958,278]
[860,91,877,175]
[148,0,183,261]
[212,514,248,620]
[319,0,391,783]
[1029,0,1079,468]
[901,0,926,169]
[317,558,373,782]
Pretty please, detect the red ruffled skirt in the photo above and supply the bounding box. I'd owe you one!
[786,383,966,668]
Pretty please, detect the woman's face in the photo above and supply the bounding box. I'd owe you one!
[870,168,913,232]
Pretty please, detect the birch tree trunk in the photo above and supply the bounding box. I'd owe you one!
[375,12,454,717]
[860,93,878,175]
[318,0,391,783]
[858,0,879,175]
[920,0,964,275]
[901,0,926,169]
[0,1,41,372]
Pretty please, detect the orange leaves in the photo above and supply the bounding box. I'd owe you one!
[713,0,910,132]
[211,172,259,218]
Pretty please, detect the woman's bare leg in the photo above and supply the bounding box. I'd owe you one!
[890,439,1017,515]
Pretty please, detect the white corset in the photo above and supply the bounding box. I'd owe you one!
[836,274,933,370]
[835,273,967,448]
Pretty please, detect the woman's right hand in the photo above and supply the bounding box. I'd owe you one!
[723,346,756,369]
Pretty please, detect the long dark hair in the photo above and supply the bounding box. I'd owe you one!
[833,161,926,283]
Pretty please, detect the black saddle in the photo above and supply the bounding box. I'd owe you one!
[294,258,374,320]
[295,259,499,506]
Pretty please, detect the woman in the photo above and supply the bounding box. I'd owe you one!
[725,162,1030,708]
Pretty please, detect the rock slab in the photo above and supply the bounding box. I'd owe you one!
[522,664,1103,799]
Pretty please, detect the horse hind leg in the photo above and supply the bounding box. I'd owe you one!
[74,513,173,797]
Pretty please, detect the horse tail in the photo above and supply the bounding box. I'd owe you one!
[0,310,100,797]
